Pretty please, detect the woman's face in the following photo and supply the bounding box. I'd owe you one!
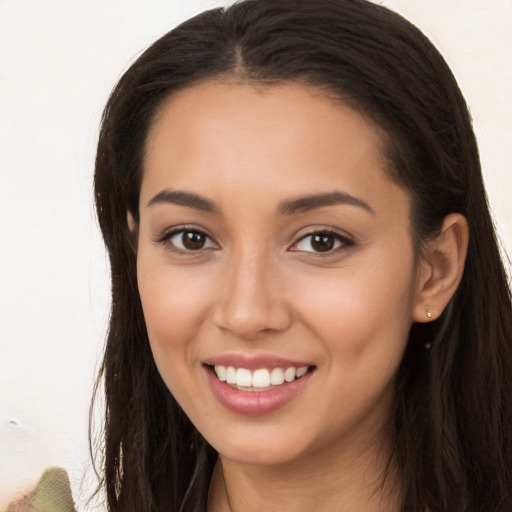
[136,81,425,466]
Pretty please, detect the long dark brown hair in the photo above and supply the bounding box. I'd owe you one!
[92,1,512,510]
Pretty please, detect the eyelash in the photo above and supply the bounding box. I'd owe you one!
[154,227,354,255]
[153,227,218,254]
[290,229,354,255]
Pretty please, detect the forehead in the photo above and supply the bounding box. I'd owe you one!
[146,80,386,154]
[140,80,406,219]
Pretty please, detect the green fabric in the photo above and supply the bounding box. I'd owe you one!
[6,467,76,512]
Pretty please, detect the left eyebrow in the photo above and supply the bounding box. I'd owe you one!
[146,189,221,214]
[278,191,375,215]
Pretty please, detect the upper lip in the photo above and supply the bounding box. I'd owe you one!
[204,353,313,371]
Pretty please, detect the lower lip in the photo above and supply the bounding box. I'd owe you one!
[204,366,313,416]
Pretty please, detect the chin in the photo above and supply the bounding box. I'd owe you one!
[218,442,303,467]
[203,422,321,467]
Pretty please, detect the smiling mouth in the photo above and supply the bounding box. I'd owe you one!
[211,365,314,391]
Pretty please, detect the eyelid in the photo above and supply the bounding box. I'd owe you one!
[153,225,219,253]
[288,227,354,254]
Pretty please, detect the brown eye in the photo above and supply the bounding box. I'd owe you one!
[182,231,206,250]
[165,229,217,252]
[291,230,352,254]
[311,234,335,252]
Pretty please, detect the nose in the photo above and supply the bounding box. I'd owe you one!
[213,249,293,340]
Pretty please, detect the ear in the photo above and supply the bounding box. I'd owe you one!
[413,213,469,323]
[127,210,139,252]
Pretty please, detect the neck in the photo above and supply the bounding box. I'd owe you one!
[207,431,401,512]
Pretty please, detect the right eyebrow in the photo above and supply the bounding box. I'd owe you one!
[278,191,375,216]
[146,189,221,214]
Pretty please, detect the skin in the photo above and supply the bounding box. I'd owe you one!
[133,81,468,511]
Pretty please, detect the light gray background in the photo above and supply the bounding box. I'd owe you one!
[1,1,510,509]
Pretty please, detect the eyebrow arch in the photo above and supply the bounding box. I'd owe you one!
[146,189,221,214]
[278,191,375,215]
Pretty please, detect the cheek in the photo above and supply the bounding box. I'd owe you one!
[137,249,214,331]
[289,259,416,436]
[136,258,214,386]
[294,253,417,364]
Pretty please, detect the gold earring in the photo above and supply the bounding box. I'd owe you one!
[425,305,432,319]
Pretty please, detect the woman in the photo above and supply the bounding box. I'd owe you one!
[92,0,512,510]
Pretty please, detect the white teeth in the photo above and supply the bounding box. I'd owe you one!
[252,368,271,388]
[214,365,226,381]
[284,367,296,382]
[296,366,308,378]
[226,366,237,384]
[236,368,252,387]
[213,365,310,388]
[270,367,285,385]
